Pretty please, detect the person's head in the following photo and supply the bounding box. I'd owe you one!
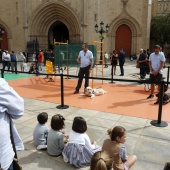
[12,51,15,54]
[154,45,160,54]
[120,48,123,51]
[37,112,48,124]
[90,151,113,170]
[82,43,88,52]
[108,126,127,144]
[113,50,117,54]
[51,114,65,131]
[139,48,143,54]
[72,116,87,133]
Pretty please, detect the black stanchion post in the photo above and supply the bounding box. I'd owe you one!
[150,81,168,127]
[1,69,4,78]
[167,66,170,88]
[56,74,69,109]
[109,64,115,84]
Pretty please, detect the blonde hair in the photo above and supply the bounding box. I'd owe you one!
[90,151,112,170]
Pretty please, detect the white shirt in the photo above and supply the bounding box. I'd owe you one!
[78,50,93,68]
[68,131,95,150]
[149,52,165,74]
[2,52,6,60]
[3,53,10,61]
[0,78,24,170]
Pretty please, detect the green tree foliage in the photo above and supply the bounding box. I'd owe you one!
[150,13,170,47]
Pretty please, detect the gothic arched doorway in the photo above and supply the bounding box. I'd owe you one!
[115,24,132,58]
[0,28,8,50]
[48,21,69,50]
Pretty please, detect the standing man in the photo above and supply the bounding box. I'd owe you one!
[0,78,24,170]
[147,45,165,99]
[138,49,147,79]
[74,43,93,94]
[10,51,18,74]
[2,50,10,71]
[119,48,125,76]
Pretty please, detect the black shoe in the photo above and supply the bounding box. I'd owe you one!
[73,90,79,94]
[147,94,154,99]
[155,93,159,97]
[119,74,124,76]
[154,100,159,104]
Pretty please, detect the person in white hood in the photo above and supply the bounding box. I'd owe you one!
[0,78,24,170]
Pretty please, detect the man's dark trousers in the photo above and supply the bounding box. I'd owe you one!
[119,60,125,75]
[75,65,90,91]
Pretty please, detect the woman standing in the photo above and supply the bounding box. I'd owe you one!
[111,50,118,75]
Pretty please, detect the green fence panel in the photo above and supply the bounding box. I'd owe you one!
[55,44,96,67]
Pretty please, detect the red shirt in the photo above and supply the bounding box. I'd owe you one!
[38,53,42,62]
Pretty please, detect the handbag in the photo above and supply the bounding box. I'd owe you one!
[136,60,140,68]
[9,118,22,170]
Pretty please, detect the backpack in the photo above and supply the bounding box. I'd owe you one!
[11,54,16,62]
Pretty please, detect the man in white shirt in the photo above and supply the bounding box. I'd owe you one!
[147,45,165,99]
[74,43,93,94]
[0,78,24,170]
[2,50,10,71]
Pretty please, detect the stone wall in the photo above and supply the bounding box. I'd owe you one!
[0,0,152,56]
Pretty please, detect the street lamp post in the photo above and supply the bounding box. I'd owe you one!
[95,21,109,64]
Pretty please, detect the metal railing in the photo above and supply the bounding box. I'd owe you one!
[1,66,170,127]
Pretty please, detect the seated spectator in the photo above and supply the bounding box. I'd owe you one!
[47,114,66,156]
[62,116,101,168]
[29,63,39,74]
[102,126,137,170]
[90,151,113,170]
[33,112,49,150]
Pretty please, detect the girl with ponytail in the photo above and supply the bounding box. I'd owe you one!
[102,126,137,170]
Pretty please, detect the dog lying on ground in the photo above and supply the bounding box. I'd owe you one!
[84,86,107,99]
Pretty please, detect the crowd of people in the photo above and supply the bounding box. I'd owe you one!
[33,112,137,170]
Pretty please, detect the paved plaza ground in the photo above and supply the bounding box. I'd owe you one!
[1,60,170,170]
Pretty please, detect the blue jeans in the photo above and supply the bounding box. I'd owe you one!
[8,162,13,170]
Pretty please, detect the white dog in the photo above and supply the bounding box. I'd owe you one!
[84,86,107,99]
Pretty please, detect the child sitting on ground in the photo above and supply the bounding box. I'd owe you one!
[90,151,113,170]
[62,116,101,168]
[47,114,67,156]
[33,112,49,150]
[102,126,137,170]
[29,63,39,74]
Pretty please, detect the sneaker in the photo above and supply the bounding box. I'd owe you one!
[37,145,47,150]
[147,94,154,99]
[73,90,79,94]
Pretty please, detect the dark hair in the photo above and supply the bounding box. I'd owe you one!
[154,45,160,49]
[90,151,113,170]
[51,114,65,131]
[107,126,126,141]
[72,116,87,133]
[113,50,117,53]
[37,112,48,124]
[82,43,88,48]
[164,162,170,170]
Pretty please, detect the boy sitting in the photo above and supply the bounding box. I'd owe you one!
[33,112,49,150]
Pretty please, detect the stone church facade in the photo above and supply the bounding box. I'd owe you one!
[0,0,152,57]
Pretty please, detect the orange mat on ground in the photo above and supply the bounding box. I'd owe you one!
[8,76,170,122]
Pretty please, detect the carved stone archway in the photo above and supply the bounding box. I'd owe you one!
[108,11,142,55]
[0,20,12,50]
[29,1,81,49]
